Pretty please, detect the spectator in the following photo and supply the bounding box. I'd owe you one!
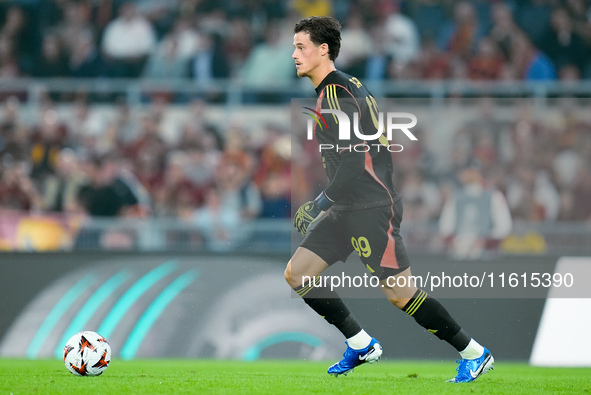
[0,6,37,74]
[75,154,139,217]
[415,37,453,80]
[123,113,168,170]
[253,128,291,218]
[168,18,202,61]
[439,164,512,259]
[514,0,553,50]
[540,8,587,76]
[467,37,506,80]
[29,108,68,183]
[399,170,442,221]
[338,13,372,77]
[390,127,436,179]
[189,33,231,83]
[506,166,560,221]
[117,157,152,217]
[136,0,178,40]
[153,151,206,217]
[0,95,21,131]
[571,166,591,222]
[32,33,68,77]
[133,148,164,198]
[54,1,95,56]
[363,25,391,81]
[438,1,486,60]
[558,63,582,81]
[191,186,242,252]
[563,0,591,69]
[0,160,41,211]
[488,1,521,62]
[223,17,253,74]
[68,32,103,78]
[143,17,203,80]
[533,170,561,221]
[92,0,117,36]
[73,154,143,249]
[471,134,499,173]
[240,22,294,101]
[108,100,139,146]
[182,144,219,192]
[143,35,189,79]
[553,148,581,190]
[460,97,511,164]
[382,2,420,68]
[216,151,262,220]
[179,99,219,145]
[41,148,86,213]
[510,32,557,81]
[0,34,20,77]
[65,100,106,150]
[101,2,157,78]
[253,127,290,188]
[194,6,228,38]
[259,172,291,219]
[0,97,28,164]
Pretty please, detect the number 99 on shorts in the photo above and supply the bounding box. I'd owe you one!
[351,236,372,258]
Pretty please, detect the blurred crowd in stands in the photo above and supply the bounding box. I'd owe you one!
[0,95,292,229]
[2,91,590,227]
[0,0,591,235]
[293,96,591,224]
[1,0,591,81]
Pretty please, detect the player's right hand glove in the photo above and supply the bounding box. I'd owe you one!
[293,192,333,237]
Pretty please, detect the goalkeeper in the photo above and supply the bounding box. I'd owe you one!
[286,16,494,383]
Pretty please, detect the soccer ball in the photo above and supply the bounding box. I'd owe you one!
[63,331,111,376]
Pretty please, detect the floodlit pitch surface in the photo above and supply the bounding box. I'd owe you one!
[0,359,589,394]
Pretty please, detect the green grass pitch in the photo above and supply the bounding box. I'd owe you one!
[0,359,589,394]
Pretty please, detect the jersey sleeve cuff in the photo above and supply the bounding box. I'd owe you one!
[314,191,334,210]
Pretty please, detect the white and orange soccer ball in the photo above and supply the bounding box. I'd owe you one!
[63,331,111,376]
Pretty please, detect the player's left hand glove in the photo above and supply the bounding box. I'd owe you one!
[294,191,333,237]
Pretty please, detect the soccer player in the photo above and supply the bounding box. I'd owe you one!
[285,16,494,382]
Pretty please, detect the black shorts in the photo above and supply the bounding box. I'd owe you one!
[300,199,410,280]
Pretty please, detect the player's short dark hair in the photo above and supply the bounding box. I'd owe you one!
[294,16,341,61]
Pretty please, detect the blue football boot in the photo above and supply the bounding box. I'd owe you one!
[447,347,494,383]
[327,338,382,377]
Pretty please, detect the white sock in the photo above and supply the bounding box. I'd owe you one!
[346,329,372,350]
[459,339,485,360]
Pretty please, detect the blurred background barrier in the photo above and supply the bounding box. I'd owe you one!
[0,252,584,363]
[4,78,591,107]
[3,211,591,257]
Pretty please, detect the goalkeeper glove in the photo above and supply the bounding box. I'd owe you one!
[294,191,334,237]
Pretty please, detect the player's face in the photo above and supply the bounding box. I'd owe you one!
[292,32,325,78]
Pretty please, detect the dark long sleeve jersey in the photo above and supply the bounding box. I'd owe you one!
[313,70,401,210]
